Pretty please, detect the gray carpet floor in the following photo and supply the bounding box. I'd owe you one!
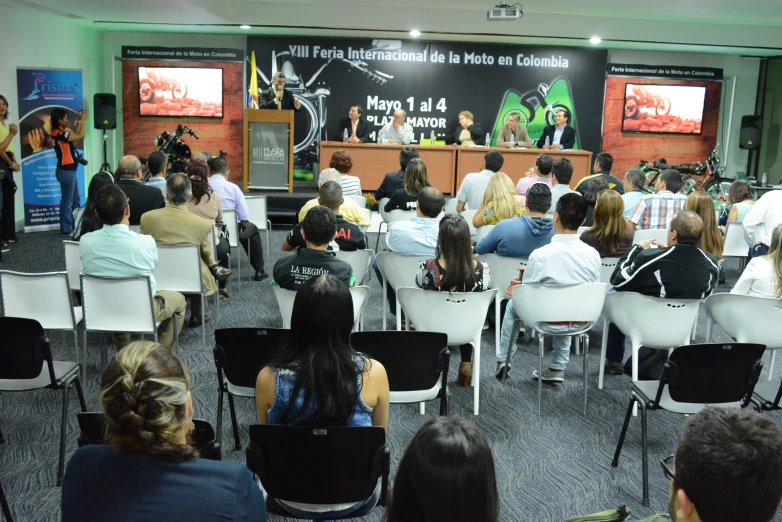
[1,228,781,522]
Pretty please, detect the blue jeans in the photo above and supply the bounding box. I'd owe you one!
[497,302,573,371]
[56,168,80,234]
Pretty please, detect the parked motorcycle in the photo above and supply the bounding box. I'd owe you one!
[140,70,188,103]
[637,147,729,203]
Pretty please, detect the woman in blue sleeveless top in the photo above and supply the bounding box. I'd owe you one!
[255,274,390,519]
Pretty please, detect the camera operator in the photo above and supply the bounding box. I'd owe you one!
[51,107,87,236]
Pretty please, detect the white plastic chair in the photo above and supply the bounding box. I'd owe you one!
[335,249,375,286]
[245,196,272,271]
[154,244,209,349]
[477,253,529,359]
[475,224,495,244]
[722,222,751,271]
[347,195,367,208]
[511,283,608,415]
[632,228,667,245]
[444,198,460,214]
[598,293,701,390]
[0,270,83,372]
[577,226,590,236]
[63,240,82,295]
[704,293,782,382]
[80,274,163,369]
[459,210,478,239]
[375,252,432,331]
[222,209,244,290]
[396,287,498,415]
[599,257,621,286]
[129,225,141,233]
[374,198,392,251]
[272,285,370,331]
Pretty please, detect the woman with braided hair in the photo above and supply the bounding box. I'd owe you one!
[62,341,267,522]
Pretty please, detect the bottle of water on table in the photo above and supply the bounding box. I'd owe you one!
[544,135,550,148]
[343,128,348,143]
[430,130,436,145]
[509,132,515,148]
[485,133,491,147]
[762,172,768,187]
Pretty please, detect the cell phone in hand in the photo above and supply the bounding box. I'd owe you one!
[518,266,526,281]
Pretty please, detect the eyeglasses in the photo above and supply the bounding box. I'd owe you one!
[660,454,681,485]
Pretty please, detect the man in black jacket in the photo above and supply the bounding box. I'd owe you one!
[337,105,370,143]
[374,146,419,200]
[115,155,165,225]
[259,72,302,111]
[536,109,577,150]
[604,209,719,374]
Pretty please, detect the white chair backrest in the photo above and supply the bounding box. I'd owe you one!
[444,198,459,214]
[705,293,782,349]
[335,249,375,286]
[129,225,141,233]
[154,244,203,294]
[378,198,391,223]
[245,196,269,230]
[722,222,751,258]
[632,228,667,245]
[0,271,76,330]
[477,253,528,300]
[63,240,81,291]
[397,288,498,345]
[273,284,371,329]
[386,209,416,226]
[512,283,608,329]
[375,252,431,291]
[347,195,367,208]
[603,292,701,348]
[578,226,590,236]
[475,224,495,244]
[223,209,240,248]
[80,275,157,334]
[599,257,620,286]
[349,285,371,324]
[459,210,478,238]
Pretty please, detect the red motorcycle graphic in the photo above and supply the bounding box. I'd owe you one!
[139,70,188,103]
[624,85,671,118]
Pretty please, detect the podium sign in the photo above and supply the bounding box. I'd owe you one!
[244,109,294,192]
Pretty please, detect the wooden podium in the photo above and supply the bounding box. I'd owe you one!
[243,109,294,193]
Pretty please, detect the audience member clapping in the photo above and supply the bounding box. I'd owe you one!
[580,190,634,258]
[73,171,114,240]
[384,157,430,212]
[472,171,526,228]
[731,223,782,298]
[61,341,267,522]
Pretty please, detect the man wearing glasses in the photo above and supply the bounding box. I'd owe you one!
[661,408,782,522]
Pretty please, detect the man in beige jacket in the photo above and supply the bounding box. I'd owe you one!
[140,173,231,327]
[496,112,533,148]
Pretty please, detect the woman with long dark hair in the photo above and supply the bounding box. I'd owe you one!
[50,107,87,235]
[73,171,114,240]
[0,95,20,248]
[255,274,389,518]
[385,417,498,522]
[416,213,490,386]
[384,158,431,212]
[580,190,634,257]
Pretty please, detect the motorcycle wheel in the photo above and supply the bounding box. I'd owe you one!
[544,103,569,126]
[139,79,155,103]
[172,82,188,100]
[656,98,672,116]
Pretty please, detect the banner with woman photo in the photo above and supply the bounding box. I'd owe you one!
[16,68,85,231]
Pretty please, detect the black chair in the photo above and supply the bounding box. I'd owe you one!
[0,478,13,522]
[350,331,450,416]
[753,375,782,412]
[214,327,288,450]
[76,412,221,461]
[0,317,86,487]
[612,342,765,506]
[246,424,389,520]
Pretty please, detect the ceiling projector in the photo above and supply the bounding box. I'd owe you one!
[487,1,522,21]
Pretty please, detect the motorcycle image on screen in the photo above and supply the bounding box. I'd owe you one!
[140,70,188,103]
[624,85,671,119]
[637,147,729,205]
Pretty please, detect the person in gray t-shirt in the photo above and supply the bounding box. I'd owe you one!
[456,150,504,211]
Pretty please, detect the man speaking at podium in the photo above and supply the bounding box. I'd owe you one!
[260,72,302,111]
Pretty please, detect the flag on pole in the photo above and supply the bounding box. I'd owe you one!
[248,51,259,109]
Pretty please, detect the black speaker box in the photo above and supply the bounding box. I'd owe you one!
[93,93,116,130]
[739,115,762,150]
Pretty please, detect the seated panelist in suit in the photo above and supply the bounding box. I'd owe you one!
[446,111,484,146]
[338,105,370,143]
[115,155,165,225]
[259,71,302,111]
[536,109,577,150]
[496,112,533,148]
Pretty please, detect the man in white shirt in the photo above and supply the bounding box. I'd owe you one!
[743,189,782,258]
[374,186,444,312]
[549,158,577,214]
[496,193,600,382]
[378,110,414,145]
[456,150,504,211]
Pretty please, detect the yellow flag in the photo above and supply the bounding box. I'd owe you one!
[248,51,259,109]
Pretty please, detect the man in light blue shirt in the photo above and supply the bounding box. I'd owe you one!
[621,168,646,219]
[80,184,186,352]
[456,150,504,211]
[144,151,168,198]
[375,186,444,312]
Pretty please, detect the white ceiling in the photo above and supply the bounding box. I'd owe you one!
[2,0,782,55]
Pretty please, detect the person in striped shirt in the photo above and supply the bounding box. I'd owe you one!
[627,168,687,231]
[329,150,362,197]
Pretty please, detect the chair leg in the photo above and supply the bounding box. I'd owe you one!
[227,393,241,450]
[71,329,80,376]
[574,335,580,355]
[216,389,224,447]
[382,280,387,331]
[769,351,777,382]
[419,403,425,415]
[57,385,70,487]
[83,330,89,377]
[612,397,636,467]
[201,294,206,350]
[640,400,650,507]
[473,340,480,416]
[537,333,544,416]
[598,319,608,390]
[0,479,13,522]
[73,376,87,412]
[582,334,589,416]
[0,427,5,445]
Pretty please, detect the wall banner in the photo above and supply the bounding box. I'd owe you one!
[16,68,85,231]
[247,37,608,181]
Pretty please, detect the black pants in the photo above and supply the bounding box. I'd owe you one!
[216,237,230,289]
[240,227,265,273]
[0,155,15,242]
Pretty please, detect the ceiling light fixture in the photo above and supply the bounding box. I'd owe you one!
[240,24,252,30]
[590,36,602,44]
[410,29,421,37]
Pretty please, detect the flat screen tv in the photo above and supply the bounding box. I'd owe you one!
[138,66,223,118]
[622,83,706,134]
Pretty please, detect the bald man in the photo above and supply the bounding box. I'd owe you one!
[378,109,414,145]
[603,209,720,375]
[116,155,165,225]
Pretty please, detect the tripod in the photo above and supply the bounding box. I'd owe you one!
[99,129,111,172]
